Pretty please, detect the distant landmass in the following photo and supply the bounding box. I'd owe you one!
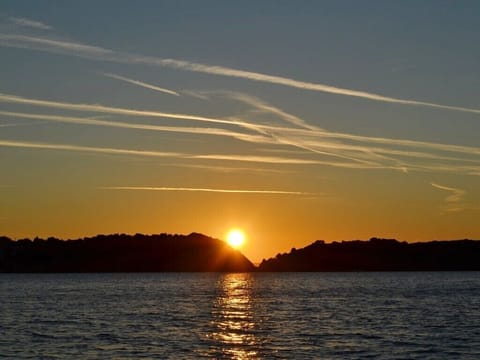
[259,238,480,271]
[0,233,255,272]
[1,234,479,272]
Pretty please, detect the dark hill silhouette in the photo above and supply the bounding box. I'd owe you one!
[0,233,255,272]
[258,238,480,271]
[2,235,480,272]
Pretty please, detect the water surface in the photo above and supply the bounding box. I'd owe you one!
[1,272,479,358]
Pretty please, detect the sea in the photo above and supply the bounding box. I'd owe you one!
[1,272,479,359]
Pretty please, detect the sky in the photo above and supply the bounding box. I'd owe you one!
[1,0,479,262]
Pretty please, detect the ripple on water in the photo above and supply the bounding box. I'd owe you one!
[1,272,479,358]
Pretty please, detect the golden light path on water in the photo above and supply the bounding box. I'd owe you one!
[209,273,258,359]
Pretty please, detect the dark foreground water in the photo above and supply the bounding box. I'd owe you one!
[1,272,479,359]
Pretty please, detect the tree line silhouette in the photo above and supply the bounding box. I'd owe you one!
[258,238,480,271]
[1,234,479,272]
[0,233,255,272]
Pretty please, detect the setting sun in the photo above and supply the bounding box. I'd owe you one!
[226,229,246,249]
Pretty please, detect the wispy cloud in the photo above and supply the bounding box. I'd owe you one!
[166,163,293,174]
[431,182,466,212]
[101,186,308,195]
[153,60,480,115]
[0,122,25,127]
[0,110,270,144]
[0,93,255,128]
[2,91,480,175]
[0,34,112,57]
[182,91,480,170]
[9,17,52,30]
[1,33,480,115]
[0,121,48,128]
[0,139,185,158]
[102,73,180,96]
[224,93,480,173]
[0,139,318,165]
[192,154,319,164]
[214,91,320,130]
[209,91,480,160]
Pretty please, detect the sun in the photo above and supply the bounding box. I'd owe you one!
[226,229,246,249]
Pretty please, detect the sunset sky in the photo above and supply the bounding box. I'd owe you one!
[1,1,479,262]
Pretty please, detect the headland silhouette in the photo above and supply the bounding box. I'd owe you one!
[0,233,255,272]
[259,238,480,271]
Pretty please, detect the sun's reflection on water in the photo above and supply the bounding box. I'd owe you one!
[208,273,259,359]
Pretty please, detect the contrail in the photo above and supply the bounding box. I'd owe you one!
[0,140,320,165]
[0,34,112,56]
[102,73,180,96]
[2,100,480,172]
[2,138,479,173]
[0,139,184,158]
[193,154,328,165]
[101,186,308,195]
[222,92,480,167]
[0,110,271,144]
[9,17,52,30]
[254,123,480,157]
[1,34,480,115]
[0,93,254,128]
[196,90,320,130]
[0,121,48,128]
[128,58,480,115]
[2,92,480,173]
